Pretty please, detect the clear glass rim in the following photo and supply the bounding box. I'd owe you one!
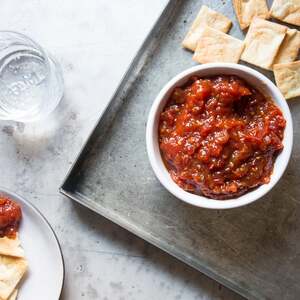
[0,30,63,123]
[0,30,51,71]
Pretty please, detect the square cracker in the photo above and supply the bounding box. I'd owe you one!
[8,289,18,300]
[0,236,24,259]
[0,256,27,300]
[232,0,269,30]
[273,29,300,66]
[274,61,300,100]
[241,17,287,70]
[182,5,232,51]
[193,26,245,64]
[270,0,300,26]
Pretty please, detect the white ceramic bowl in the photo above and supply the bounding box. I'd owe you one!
[146,63,293,209]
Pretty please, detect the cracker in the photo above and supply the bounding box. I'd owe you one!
[0,236,24,259]
[241,17,287,70]
[193,26,244,64]
[270,0,300,26]
[0,256,27,300]
[274,61,300,100]
[8,289,18,300]
[182,5,232,51]
[232,0,269,29]
[273,29,300,66]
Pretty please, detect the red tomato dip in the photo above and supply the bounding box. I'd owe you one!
[0,196,22,238]
[159,75,286,199]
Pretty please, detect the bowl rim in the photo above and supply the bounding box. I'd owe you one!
[146,63,293,209]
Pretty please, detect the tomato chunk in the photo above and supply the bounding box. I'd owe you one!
[0,197,22,238]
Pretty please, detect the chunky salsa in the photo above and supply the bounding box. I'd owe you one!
[0,196,22,238]
[159,75,286,199]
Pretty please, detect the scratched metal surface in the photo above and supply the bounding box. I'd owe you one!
[61,0,300,299]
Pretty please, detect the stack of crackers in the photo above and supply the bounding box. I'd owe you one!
[182,0,300,100]
[0,236,27,300]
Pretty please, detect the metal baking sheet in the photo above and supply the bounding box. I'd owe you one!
[60,1,300,299]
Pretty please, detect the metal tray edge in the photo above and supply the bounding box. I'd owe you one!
[60,188,256,300]
[59,0,174,191]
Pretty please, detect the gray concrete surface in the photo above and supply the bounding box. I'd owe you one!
[0,1,243,299]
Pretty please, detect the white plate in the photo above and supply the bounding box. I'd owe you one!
[0,189,64,300]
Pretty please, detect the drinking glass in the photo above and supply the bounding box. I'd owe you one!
[0,31,63,122]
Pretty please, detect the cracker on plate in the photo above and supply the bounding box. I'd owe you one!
[182,5,232,51]
[270,0,300,26]
[232,0,269,30]
[0,236,24,259]
[273,29,300,66]
[241,17,287,70]
[8,289,18,300]
[0,256,27,300]
[193,26,244,64]
[274,61,300,100]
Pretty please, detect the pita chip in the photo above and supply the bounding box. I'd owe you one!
[241,17,287,70]
[0,256,27,300]
[274,61,300,100]
[273,29,300,66]
[7,289,18,300]
[0,236,24,259]
[182,5,232,51]
[193,26,245,64]
[232,0,269,29]
[270,0,300,26]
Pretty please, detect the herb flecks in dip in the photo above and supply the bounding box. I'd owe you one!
[159,75,286,200]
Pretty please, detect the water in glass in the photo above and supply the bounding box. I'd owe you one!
[0,31,63,122]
